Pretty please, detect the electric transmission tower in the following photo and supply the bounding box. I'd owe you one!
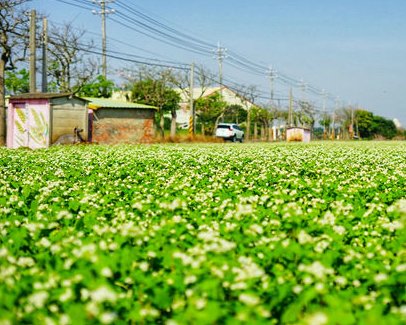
[92,0,115,78]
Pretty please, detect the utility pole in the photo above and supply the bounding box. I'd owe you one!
[350,101,355,139]
[189,62,195,136]
[42,18,48,93]
[268,66,277,113]
[332,96,339,140]
[93,0,115,78]
[322,89,326,138]
[268,66,276,140]
[288,87,293,127]
[213,41,227,96]
[300,79,306,103]
[29,9,36,93]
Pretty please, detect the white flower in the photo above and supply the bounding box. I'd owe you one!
[374,273,387,283]
[184,275,197,285]
[86,302,100,316]
[173,215,182,223]
[59,288,73,302]
[352,280,361,287]
[238,293,260,306]
[305,311,328,325]
[333,225,346,236]
[396,264,406,272]
[335,276,347,286]
[298,230,313,244]
[0,247,8,258]
[90,286,117,303]
[293,285,303,294]
[195,298,206,310]
[139,262,149,272]
[38,237,51,248]
[166,320,179,325]
[249,224,264,235]
[101,267,113,277]
[100,312,116,324]
[17,256,35,267]
[28,291,49,308]
[59,314,70,325]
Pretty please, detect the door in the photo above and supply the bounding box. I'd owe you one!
[12,101,50,149]
[27,102,50,149]
[12,103,29,148]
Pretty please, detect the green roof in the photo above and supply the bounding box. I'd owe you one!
[84,97,157,110]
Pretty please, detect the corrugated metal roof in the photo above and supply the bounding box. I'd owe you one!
[9,93,88,101]
[84,97,157,110]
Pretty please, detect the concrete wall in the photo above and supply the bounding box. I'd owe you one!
[92,108,156,144]
[51,97,88,143]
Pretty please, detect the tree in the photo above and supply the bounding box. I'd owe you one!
[47,21,98,93]
[74,75,115,98]
[223,104,246,124]
[127,66,181,138]
[319,116,332,138]
[371,115,397,139]
[234,85,259,141]
[170,64,215,135]
[257,107,270,140]
[195,92,226,136]
[0,0,32,145]
[300,101,316,138]
[5,68,29,95]
[250,106,261,140]
[172,64,215,104]
[355,109,397,139]
[356,109,374,138]
[163,89,181,138]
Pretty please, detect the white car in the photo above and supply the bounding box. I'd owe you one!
[215,123,244,142]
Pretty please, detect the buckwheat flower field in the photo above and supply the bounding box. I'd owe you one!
[1,142,406,325]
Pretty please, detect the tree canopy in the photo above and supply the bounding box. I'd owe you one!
[74,75,115,98]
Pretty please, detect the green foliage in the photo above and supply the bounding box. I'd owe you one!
[131,80,180,113]
[195,92,226,132]
[1,142,406,324]
[74,75,115,98]
[356,110,398,139]
[4,69,29,95]
[356,110,374,138]
[224,104,247,124]
[371,115,397,139]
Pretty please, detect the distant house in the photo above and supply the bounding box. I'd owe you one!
[172,86,260,126]
[7,93,89,149]
[85,97,157,144]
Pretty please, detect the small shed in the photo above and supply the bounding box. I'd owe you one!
[7,93,89,149]
[85,98,157,144]
[286,127,311,142]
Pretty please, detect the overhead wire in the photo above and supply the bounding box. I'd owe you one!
[46,0,344,108]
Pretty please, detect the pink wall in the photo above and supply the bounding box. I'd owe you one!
[7,99,50,149]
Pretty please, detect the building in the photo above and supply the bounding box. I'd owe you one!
[86,97,156,144]
[7,93,89,149]
[286,127,311,142]
[173,86,260,126]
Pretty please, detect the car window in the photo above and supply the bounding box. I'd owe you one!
[217,125,230,129]
[233,125,240,130]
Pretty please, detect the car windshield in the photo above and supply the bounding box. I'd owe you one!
[217,125,231,129]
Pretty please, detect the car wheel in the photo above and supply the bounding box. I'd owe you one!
[239,136,244,143]
[231,135,237,142]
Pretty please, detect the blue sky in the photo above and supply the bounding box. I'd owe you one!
[31,0,406,126]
